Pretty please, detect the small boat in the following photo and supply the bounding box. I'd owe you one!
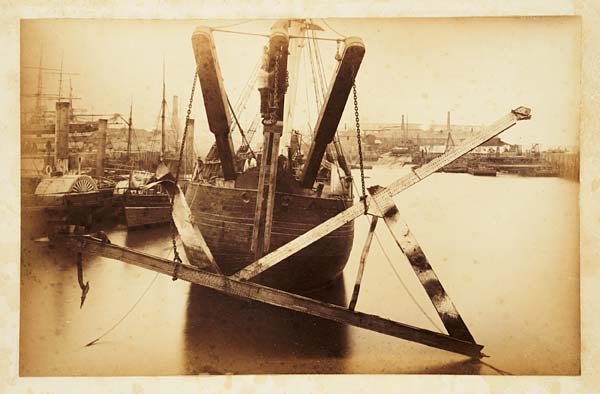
[120,170,171,228]
[443,165,468,173]
[468,166,497,177]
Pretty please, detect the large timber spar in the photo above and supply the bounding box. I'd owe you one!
[233,106,532,281]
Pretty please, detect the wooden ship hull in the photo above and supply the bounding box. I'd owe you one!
[170,20,366,292]
[185,182,354,291]
[123,194,171,228]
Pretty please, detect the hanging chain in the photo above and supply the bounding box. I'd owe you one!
[271,46,281,110]
[352,74,368,215]
[171,69,198,280]
[175,71,198,184]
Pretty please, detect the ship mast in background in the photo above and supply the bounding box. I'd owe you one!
[160,59,167,161]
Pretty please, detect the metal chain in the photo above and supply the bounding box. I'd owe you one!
[171,69,198,280]
[175,71,198,184]
[270,46,281,114]
[352,77,368,215]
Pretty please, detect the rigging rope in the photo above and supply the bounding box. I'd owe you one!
[310,26,328,98]
[306,31,323,110]
[211,27,341,42]
[346,179,445,333]
[226,94,256,159]
[229,57,260,134]
[374,229,445,333]
[301,43,314,129]
[83,267,163,347]
[304,25,349,188]
[212,19,252,29]
[244,113,261,145]
[320,19,347,38]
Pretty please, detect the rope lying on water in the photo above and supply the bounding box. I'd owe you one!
[348,180,444,333]
[350,177,514,375]
[83,251,172,347]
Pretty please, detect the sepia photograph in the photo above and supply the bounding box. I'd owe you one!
[17,15,581,379]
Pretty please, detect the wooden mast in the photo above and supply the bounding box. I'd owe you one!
[160,59,166,161]
[126,100,133,161]
[250,20,291,259]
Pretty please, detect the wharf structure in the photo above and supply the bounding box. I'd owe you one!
[337,111,487,163]
[541,151,579,181]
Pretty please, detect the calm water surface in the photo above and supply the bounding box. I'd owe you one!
[20,167,580,375]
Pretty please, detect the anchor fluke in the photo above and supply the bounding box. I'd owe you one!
[76,251,91,309]
[80,281,90,309]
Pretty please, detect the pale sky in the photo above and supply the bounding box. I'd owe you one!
[21,17,580,153]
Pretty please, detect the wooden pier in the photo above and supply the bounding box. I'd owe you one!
[541,151,579,181]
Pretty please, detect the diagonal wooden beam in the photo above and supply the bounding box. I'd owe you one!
[232,107,531,281]
[192,27,237,180]
[348,215,378,311]
[68,235,484,358]
[300,36,365,188]
[147,174,221,274]
[368,185,475,343]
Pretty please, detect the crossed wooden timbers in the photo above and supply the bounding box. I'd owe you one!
[72,106,531,358]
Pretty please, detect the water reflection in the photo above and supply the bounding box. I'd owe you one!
[124,224,171,251]
[183,279,349,375]
[420,358,483,375]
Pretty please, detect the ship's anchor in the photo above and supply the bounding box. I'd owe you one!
[76,251,90,309]
[75,231,110,308]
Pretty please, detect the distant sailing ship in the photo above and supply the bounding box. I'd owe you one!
[20,57,112,237]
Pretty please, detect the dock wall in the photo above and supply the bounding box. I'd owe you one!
[541,152,579,182]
